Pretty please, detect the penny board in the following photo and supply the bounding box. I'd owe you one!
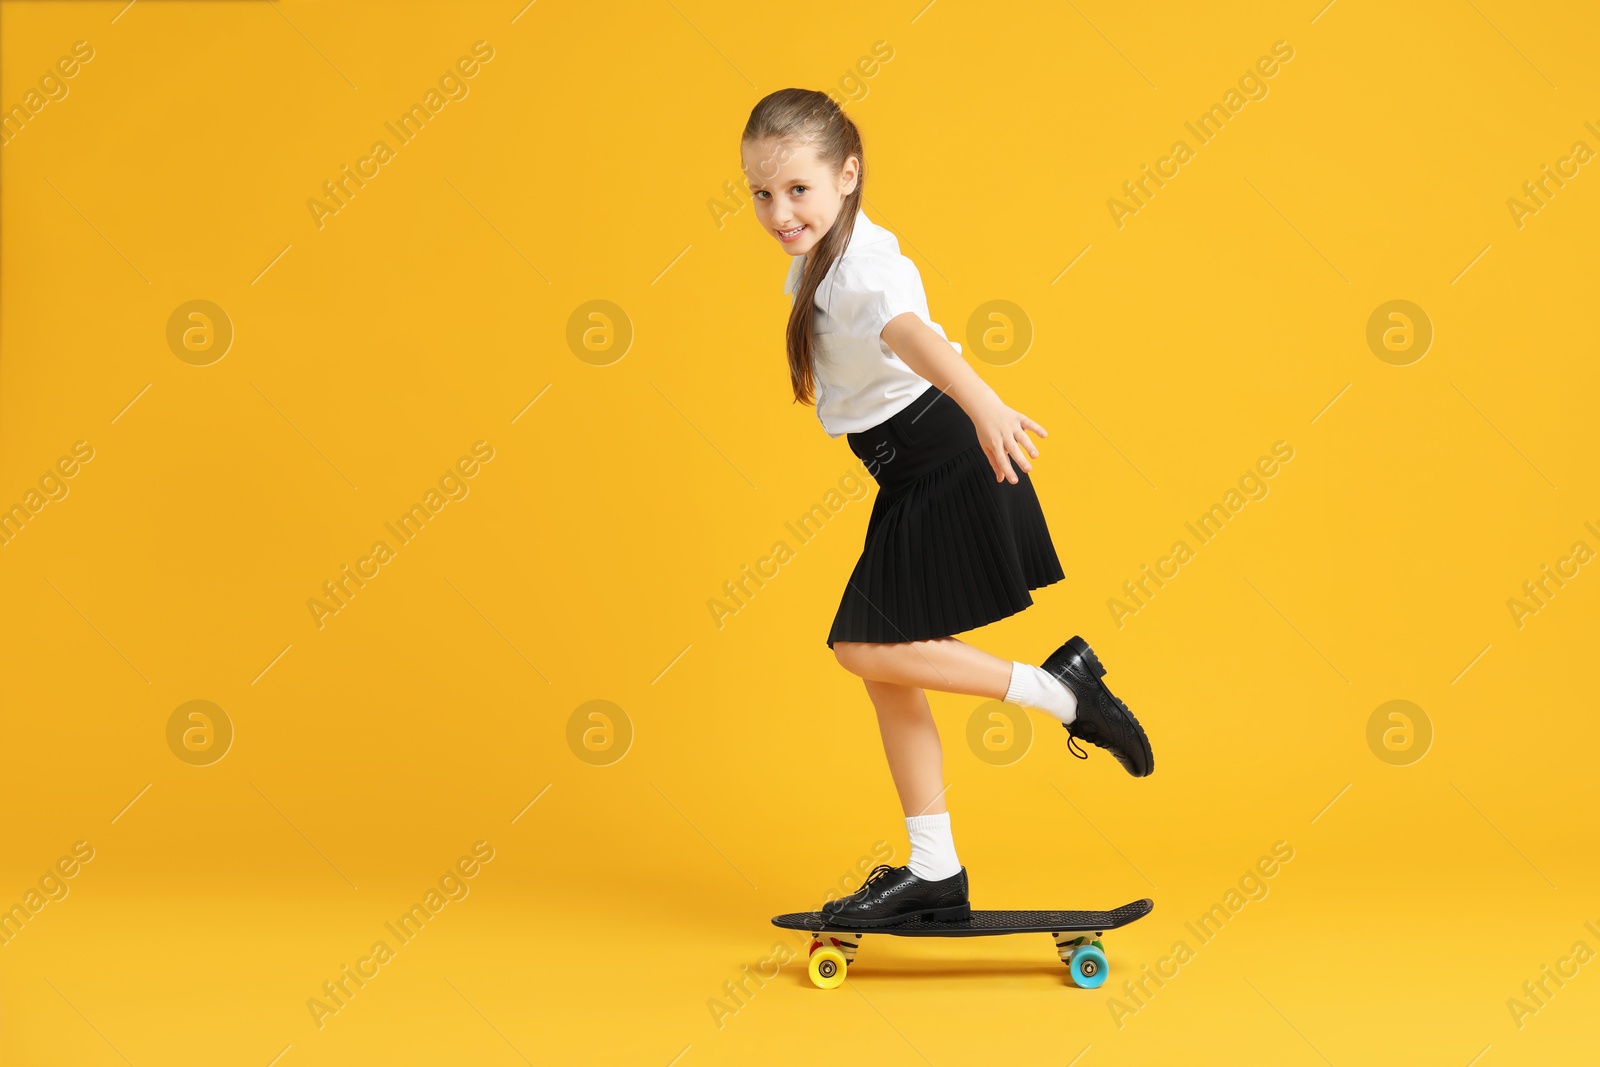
[772,897,1153,937]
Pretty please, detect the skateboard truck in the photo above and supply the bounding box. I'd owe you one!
[806,930,864,984]
[1052,930,1108,988]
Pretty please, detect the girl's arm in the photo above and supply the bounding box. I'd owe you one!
[881,312,1047,485]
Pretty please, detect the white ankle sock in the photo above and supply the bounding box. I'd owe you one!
[1004,661,1079,725]
[905,812,961,881]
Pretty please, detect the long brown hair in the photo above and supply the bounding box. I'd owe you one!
[742,90,865,406]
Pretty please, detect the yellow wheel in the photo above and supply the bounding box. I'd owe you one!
[808,946,849,989]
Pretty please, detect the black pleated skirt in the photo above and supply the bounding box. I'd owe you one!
[826,386,1065,648]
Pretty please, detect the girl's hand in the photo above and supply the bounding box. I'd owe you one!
[967,393,1047,484]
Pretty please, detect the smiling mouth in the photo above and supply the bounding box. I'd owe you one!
[777,224,806,239]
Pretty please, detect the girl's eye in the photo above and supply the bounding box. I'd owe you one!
[791,185,807,195]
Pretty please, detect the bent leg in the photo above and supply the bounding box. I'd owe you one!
[836,637,1012,700]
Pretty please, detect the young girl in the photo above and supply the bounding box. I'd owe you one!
[742,90,1154,929]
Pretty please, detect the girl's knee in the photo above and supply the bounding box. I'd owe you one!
[833,641,869,675]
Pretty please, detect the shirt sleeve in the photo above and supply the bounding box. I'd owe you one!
[821,256,930,342]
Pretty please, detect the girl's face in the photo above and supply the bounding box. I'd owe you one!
[741,138,859,257]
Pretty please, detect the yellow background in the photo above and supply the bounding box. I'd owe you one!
[2,0,1597,1063]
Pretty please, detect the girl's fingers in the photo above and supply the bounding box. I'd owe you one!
[1021,414,1047,438]
[1006,435,1032,474]
[1015,427,1040,459]
[984,446,1007,482]
[989,442,1017,483]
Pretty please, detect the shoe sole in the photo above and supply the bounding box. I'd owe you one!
[1049,636,1155,778]
[822,903,972,929]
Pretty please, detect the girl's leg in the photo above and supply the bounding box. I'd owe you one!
[836,637,1013,700]
[839,635,1154,778]
[861,678,948,817]
[837,636,1081,729]
[861,678,964,885]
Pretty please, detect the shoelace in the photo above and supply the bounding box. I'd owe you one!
[1065,730,1088,760]
[860,863,898,888]
[825,863,899,915]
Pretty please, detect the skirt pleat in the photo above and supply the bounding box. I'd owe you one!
[826,388,1065,648]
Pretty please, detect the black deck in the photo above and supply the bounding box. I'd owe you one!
[772,898,1153,937]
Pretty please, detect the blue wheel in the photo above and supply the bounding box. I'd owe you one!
[1070,945,1108,989]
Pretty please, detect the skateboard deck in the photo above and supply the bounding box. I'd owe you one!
[772,898,1152,989]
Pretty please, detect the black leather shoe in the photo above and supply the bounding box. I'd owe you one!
[1043,635,1154,777]
[820,864,971,928]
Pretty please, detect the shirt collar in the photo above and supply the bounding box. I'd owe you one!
[782,208,882,295]
[783,251,804,295]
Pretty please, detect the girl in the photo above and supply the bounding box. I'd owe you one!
[742,90,1154,929]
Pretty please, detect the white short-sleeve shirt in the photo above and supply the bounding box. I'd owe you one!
[783,209,958,438]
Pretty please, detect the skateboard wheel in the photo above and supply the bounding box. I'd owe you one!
[809,946,849,990]
[1069,945,1108,989]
